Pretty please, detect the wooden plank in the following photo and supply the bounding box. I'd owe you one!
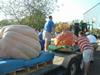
[29,64,60,75]
[7,72,16,75]
[7,61,53,75]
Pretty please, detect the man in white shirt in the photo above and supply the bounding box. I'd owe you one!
[86,32,98,63]
[86,32,98,50]
[86,32,97,43]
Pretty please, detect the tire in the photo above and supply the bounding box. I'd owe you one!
[66,59,78,75]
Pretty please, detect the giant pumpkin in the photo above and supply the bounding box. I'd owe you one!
[54,31,77,47]
[0,25,41,59]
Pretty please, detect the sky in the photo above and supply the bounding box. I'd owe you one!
[0,0,100,23]
[52,0,100,23]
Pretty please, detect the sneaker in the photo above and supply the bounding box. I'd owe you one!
[45,50,48,52]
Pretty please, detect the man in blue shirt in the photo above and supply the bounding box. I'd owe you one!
[43,16,54,51]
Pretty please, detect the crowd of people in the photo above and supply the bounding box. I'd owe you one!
[38,15,98,75]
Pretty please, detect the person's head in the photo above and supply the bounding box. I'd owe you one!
[79,31,86,37]
[49,16,52,19]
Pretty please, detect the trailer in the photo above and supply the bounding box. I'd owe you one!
[52,50,82,75]
[29,45,83,75]
[0,46,82,75]
[0,51,54,75]
[49,45,82,75]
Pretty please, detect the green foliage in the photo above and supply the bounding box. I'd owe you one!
[0,0,57,30]
[0,19,20,27]
[20,10,46,30]
[0,20,10,26]
[32,10,46,30]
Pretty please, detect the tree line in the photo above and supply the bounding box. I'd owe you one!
[0,0,57,30]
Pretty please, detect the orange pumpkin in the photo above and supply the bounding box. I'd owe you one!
[54,31,77,46]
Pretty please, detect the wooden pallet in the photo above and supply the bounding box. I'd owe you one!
[6,61,52,75]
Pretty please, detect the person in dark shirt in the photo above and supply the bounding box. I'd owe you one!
[74,23,81,36]
[38,30,45,50]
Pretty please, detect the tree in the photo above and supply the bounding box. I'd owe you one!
[0,0,57,30]
[0,0,25,24]
[0,19,10,26]
[20,10,46,30]
[0,19,18,26]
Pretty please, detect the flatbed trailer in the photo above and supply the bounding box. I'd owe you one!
[52,51,82,75]
[0,51,54,75]
[29,52,82,75]
[29,53,82,75]
[0,49,82,75]
[29,45,82,75]
[30,64,68,75]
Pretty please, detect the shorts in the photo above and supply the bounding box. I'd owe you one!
[83,49,93,63]
[43,30,52,41]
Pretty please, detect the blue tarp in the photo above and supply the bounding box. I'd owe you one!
[0,51,54,75]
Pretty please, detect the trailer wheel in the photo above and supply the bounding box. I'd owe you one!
[67,59,78,75]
